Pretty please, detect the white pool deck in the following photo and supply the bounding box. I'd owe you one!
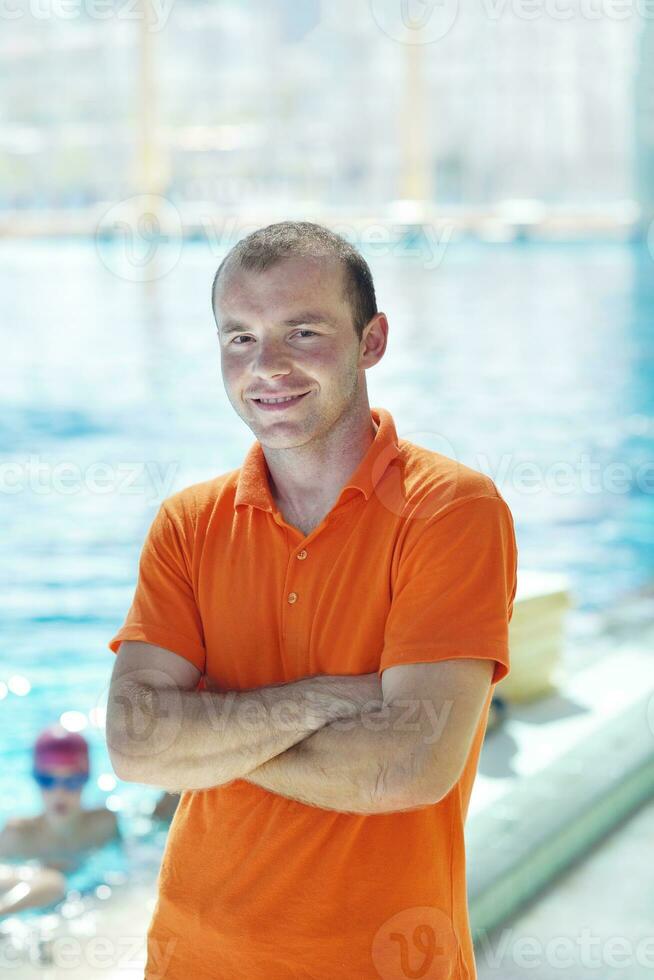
[471,638,654,820]
[467,624,654,938]
[475,796,654,980]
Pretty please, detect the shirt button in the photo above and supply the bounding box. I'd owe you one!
[297,550,308,560]
[287,592,298,604]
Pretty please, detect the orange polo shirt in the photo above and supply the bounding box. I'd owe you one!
[108,406,518,980]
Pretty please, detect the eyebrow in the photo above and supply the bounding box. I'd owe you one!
[220,312,331,336]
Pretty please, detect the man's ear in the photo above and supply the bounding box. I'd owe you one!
[359,312,388,368]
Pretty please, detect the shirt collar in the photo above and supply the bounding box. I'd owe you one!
[234,406,402,512]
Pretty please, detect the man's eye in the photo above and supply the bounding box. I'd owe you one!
[231,336,251,345]
[296,330,316,338]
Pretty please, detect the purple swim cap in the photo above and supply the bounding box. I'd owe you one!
[33,725,89,773]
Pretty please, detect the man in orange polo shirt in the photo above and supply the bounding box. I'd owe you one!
[106,221,518,979]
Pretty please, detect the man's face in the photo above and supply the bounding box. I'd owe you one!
[215,255,368,449]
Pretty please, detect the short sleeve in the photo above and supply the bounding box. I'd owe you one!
[108,503,206,672]
[379,493,518,686]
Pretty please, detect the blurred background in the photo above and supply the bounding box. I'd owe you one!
[1,1,654,977]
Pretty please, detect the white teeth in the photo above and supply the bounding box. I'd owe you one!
[259,394,302,404]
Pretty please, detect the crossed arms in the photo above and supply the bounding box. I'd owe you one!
[106,641,495,815]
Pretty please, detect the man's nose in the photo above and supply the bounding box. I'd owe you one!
[252,338,292,377]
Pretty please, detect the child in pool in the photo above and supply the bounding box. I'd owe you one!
[0,724,120,877]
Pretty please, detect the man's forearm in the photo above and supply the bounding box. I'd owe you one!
[108,674,373,793]
[243,701,436,814]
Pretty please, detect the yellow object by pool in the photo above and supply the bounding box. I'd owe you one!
[498,570,572,703]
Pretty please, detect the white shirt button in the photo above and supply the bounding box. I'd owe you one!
[287,592,298,604]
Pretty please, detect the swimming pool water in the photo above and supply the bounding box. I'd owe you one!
[0,236,652,840]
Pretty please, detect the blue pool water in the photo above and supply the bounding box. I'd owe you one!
[0,236,652,861]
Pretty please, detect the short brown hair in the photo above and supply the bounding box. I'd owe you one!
[211,221,377,342]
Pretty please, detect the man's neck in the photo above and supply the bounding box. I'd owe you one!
[264,403,378,519]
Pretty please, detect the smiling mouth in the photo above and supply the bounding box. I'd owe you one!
[252,391,311,409]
